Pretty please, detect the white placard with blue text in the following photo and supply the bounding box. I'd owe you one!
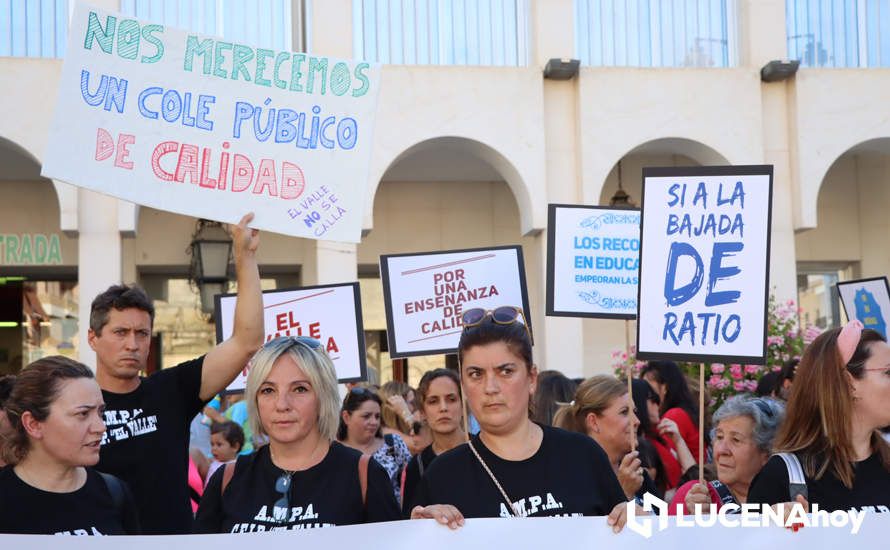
[41,3,379,243]
[636,166,773,364]
[547,204,639,319]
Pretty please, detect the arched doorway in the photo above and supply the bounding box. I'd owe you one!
[359,136,536,385]
[585,138,730,376]
[0,137,79,374]
[795,138,890,329]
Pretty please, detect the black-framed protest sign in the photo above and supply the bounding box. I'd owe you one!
[380,246,532,358]
[215,282,367,391]
[636,165,773,364]
[546,204,640,319]
[837,276,890,338]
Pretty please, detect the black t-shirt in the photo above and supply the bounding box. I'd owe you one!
[748,452,890,513]
[415,425,627,518]
[97,356,206,534]
[402,444,438,515]
[0,467,140,535]
[194,442,401,533]
[635,471,660,502]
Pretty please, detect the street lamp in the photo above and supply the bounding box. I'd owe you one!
[609,160,636,207]
[187,219,232,316]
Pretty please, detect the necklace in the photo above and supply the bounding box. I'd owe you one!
[467,439,521,517]
[269,449,297,476]
[269,437,328,472]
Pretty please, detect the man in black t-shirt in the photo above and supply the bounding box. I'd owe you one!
[91,214,263,534]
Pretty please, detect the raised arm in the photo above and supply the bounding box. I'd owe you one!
[199,213,264,401]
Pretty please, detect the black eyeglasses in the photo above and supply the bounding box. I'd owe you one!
[273,473,292,524]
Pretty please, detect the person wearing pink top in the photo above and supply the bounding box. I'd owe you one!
[641,361,705,461]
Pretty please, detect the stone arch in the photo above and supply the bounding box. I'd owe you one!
[363,136,541,236]
[593,137,731,205]
[800,137,890,230]
[0,136,79,235]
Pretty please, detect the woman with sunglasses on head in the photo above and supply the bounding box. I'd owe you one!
[401,368,465,514]
[747,322,890,514]
[0,357,140,535]
[194,337,400,533]
[410,306,634,531]
[338,386,412,504]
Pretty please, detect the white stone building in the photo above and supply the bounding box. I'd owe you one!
[1,0,889,383]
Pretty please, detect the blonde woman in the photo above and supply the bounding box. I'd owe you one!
[194,337,400,532]
[555,376,658,501]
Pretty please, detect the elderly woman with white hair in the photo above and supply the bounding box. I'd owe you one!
[668,394,785,514]
[194,337,400,533]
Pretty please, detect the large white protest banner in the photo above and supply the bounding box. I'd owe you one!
[546,204,639,318]
[2,515,889,549]
[636,166,773,364]
[215,283,366,390]
[837,276,890,339]
[380,246,531,358]
[41,3,380,243]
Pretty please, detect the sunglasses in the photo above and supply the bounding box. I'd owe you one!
[751,398,774,419]
[286,335,323,350]
[273,473,292,524]
[461,306,533,344]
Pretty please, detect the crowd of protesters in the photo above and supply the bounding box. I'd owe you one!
[1,218,889,536]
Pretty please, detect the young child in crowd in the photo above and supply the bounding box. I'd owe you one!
[205,422,245,488]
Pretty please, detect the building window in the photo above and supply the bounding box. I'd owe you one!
[144,275,285,371]
[796,262,855,330]
[353,0,529,66]
[787,0,890,68]
[121,0,295,52]
[0,0,69,58]
[575,0,739,67]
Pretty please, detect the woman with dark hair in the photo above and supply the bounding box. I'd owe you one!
[748,322,890,512]
[0,374,15,468]
[195,337,399,533]
[338,386,411,503]
[641,361,704,462]
[631,378,696,494]
[401,368,465,513]
[532,370,577,426]
[0,356,140,535]
[410,306,634,532]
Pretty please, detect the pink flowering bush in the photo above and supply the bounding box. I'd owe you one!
[612,294,822,411]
